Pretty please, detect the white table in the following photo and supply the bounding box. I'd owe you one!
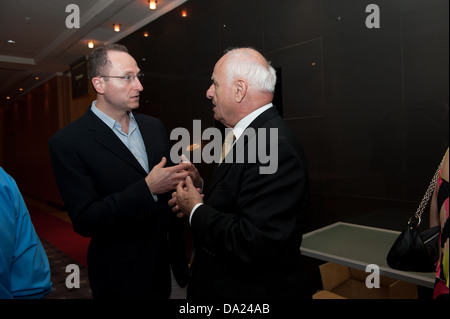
[300,222,436,288]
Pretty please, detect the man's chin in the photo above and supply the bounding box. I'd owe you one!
[130,102,140,109]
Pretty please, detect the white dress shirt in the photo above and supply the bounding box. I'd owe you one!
[91,101,158,202]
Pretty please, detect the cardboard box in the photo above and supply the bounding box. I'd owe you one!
[314,262,418,299]
[313,290,347,299]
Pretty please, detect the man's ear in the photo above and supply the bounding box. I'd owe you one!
[92,77,105,94]
[234,79,248,103]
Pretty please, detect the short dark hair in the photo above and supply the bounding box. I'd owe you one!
[88,44,129,80]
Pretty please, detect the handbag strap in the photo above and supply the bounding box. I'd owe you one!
[411,148,448,227]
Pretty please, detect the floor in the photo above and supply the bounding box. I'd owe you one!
[27,197,187,299]
[41,237,93,299]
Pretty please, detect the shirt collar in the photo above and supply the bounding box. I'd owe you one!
[91,100,136,129]
[233,103,273,140]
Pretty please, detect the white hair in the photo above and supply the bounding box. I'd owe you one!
[224,48,277,94]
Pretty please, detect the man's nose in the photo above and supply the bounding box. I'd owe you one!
[135,78,144,91]
[206,84,214,99]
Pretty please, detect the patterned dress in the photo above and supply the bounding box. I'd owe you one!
[434,169,449,299]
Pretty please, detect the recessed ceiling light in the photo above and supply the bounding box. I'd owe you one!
[7,40,16,44]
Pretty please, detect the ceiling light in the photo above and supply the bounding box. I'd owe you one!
[143,31,149,38]
[7,40,16,44]
[181,9,188,18]
[149,0,157,10]
[88,41,94,49]
[113,24,120,32]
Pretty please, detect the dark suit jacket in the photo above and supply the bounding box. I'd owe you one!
[48,107,188,299]
[188,107,310,299]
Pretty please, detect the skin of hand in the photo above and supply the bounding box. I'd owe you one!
[169,176,204,218]
[145,157,193,195]
[181,154,203,189]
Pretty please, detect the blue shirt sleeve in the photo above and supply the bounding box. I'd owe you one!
[0,167,53,299]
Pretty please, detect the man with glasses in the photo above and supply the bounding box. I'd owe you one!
[49,44,199,299]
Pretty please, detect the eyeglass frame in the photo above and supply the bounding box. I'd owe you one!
[99,73,144,83]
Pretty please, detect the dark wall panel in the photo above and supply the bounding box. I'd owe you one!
[1,78,62,204]
[117,0,449,231]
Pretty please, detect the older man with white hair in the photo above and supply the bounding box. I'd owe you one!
[170,47,311,299]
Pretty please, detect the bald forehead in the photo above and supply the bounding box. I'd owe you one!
[226,48,267,65]
[107,50,139,73]
[107,50,133,63]
[214,48,268,81]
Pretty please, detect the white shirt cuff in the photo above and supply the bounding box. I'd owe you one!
[189,203,204,225]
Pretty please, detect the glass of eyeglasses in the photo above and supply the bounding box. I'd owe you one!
[100,73,144,83]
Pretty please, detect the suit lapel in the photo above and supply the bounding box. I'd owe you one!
[84,108,147,175]
[206,107,280,193]
[134,113,157,168]
[206,163,232,194]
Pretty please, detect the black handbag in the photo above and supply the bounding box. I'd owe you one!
[387,158,444,272]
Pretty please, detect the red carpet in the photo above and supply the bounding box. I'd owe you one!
[29,207,90,267]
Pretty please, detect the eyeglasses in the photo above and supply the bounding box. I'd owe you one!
[100,73,144,83]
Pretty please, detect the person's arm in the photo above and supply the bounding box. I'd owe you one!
[182,137,308,263]
[48,134,160,237]
[430,148,449,227]
[49,133,193,238]
[430,184,440,227]
[4,173,52,298]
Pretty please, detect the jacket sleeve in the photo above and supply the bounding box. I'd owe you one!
[48,134,159,238]
[191,135,308,264]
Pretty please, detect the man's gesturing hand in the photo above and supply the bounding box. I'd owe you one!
[169,176,203,218]
[145,157,192,195]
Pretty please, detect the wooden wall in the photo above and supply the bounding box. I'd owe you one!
[0,72,96,206]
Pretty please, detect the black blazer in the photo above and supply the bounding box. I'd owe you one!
[48,107,188,299]
[188,107,310,299]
